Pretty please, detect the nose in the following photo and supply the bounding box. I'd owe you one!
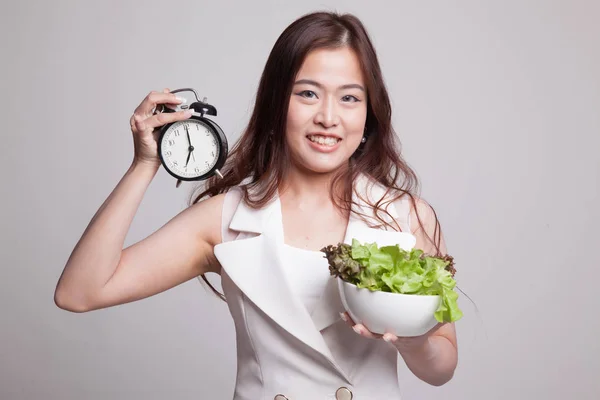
[314,96,340,128]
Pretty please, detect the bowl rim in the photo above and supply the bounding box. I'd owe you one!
[338,278,441,299]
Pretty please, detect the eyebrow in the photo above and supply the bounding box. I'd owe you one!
[294,79,365,92]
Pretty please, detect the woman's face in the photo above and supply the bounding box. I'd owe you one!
[285,47,367,174]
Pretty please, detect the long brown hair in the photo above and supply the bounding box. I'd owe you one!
[190,11,444,298]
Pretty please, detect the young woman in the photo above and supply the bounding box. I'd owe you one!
[54,11,458,400]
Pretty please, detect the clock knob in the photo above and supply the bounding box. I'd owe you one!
[190,101,217,117]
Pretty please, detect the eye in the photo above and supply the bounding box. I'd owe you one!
[296,90,318,99]
[342,95,360,102]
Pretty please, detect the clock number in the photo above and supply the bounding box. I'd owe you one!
[173,161,179,166]
[195,167,201,173]
[211,151,215,157]
[165,150,172,157]
[168,139,175,146]
[174,130,180,137]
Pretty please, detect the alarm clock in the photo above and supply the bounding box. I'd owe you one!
[155,88,228,188]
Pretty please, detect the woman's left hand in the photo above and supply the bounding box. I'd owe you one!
[340,311,443,355]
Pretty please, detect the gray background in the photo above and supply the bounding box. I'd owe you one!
[2,0,599,399]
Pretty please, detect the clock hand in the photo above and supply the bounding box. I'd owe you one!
[185,125,193,146]
[183,125,195,168]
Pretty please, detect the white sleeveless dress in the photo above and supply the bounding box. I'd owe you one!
[213,173,415,400]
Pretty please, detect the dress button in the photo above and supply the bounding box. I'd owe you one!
[336,387,353,400]
[274,395,288,400]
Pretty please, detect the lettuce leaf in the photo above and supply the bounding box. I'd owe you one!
[348,239,463,323]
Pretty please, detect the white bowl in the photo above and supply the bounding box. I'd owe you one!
[337,278,440,337]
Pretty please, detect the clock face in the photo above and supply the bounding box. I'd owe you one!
[159,119,220,179]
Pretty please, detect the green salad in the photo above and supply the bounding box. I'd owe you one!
[321,239,463,323]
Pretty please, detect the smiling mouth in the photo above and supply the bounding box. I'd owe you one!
[306,134,341,147]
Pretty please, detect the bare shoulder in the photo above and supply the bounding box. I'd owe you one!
[404,194,447,255]
[184,191,229,247]
[76,190,232,311]
[406,196,436,230]
[387,190,435,228]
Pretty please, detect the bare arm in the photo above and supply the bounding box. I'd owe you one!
[341,196,459,386]
[397,198,458,386]
[54,161,224,312]
[54,89,224,313]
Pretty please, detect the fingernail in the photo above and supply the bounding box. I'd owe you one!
[176,96,186,103]
[339,313,347,322]
[184,110,193,117]
[352,325,361,335]
[383,334,392,342]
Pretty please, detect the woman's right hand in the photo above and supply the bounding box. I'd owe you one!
[129,88,193,167]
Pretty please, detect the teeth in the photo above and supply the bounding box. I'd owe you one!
[307,135,340,146]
